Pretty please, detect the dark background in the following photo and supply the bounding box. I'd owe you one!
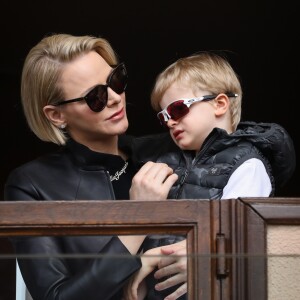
[0,1,298,298]
[0,1,298,198]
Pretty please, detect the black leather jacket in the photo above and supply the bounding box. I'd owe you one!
[4,137,141,300]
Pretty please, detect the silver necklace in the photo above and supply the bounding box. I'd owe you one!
[110,161,128,182]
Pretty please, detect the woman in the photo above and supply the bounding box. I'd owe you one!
[4,33,178,300]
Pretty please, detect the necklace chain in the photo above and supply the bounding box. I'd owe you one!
[110,161,128,182]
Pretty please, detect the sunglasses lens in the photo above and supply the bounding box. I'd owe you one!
[85,86,107,112]
[168,100,189,120]
[84,64,127,113]
[109,64,128,94]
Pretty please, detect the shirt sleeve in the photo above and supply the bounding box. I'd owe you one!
[222,158,272,199]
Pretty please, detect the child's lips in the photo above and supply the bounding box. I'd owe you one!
[173,129,184,139]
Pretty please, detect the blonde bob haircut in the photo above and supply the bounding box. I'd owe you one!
[21,33,119,145]
[151,52,243,131]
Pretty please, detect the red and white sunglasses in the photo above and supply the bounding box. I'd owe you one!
[157,93,238,127]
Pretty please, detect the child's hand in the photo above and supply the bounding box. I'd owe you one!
[155,240,188,300]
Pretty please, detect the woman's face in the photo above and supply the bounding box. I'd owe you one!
[58,51,128,148]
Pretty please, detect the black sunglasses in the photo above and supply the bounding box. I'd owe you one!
[53,63,127,112]
[157,93,238,127]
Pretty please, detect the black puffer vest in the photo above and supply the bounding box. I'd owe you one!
[132,121,296,198]
[156,132,274,200]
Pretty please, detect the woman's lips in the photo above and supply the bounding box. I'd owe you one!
[107,108,124,120]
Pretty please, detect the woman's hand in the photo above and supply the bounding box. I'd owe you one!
[123,247,162,300]
[121,162,178,261]
[123,240,187,300]
[130,161,178,201]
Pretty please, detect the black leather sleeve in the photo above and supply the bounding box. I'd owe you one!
[4,154,142,300]
[12,235,141,300]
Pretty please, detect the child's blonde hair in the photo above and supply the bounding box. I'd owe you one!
[151,52,242,130]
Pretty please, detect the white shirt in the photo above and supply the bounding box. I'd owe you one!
[221,158,272,199]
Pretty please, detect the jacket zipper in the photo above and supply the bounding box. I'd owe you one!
[105,170,116,199]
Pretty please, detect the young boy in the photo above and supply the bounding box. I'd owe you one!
[125,52,296,300]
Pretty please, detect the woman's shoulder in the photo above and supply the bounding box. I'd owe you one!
[5,148,68,186]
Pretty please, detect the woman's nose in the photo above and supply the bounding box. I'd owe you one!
[106,87,122,106]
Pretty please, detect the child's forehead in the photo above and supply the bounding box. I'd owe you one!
[160,81,209,104]
[164,81,193,96]
[169,78,194,90]
[168,80,208,95]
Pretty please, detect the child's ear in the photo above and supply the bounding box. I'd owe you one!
[214,94,230,117]
[43,105,67,128]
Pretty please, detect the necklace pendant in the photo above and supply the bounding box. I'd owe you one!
[110,161,128,182]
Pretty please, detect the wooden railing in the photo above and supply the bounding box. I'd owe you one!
[0,198,300,300]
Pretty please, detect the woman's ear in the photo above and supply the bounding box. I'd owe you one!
[43,105,66,128]
[214,94,230,117]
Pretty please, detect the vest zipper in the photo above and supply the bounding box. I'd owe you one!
[174,131,221,199]
[175,169,189,199]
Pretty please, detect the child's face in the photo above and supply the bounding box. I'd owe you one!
[159,82,219,152]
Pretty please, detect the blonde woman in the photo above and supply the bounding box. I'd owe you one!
[4,33,178,300]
